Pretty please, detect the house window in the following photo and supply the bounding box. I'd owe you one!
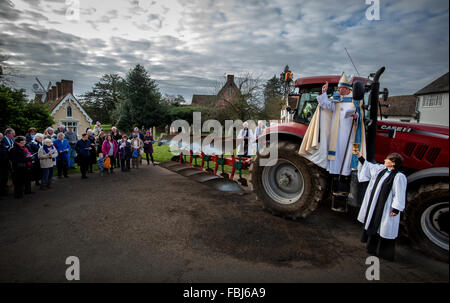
[67,106,72,117]
[422,94,443,107]
[62,121,78,135]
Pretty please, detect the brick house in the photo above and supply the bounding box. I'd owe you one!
[35,80,92,135]
[191,74,241,107]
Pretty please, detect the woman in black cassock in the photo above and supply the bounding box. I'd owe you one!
[353,151,407,261]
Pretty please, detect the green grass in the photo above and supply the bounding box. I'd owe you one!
[153,143,250,174]
[91,124,112,131]
[63,142,250,175]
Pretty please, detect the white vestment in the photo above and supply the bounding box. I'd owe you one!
[237,128,255,156]
[298,106,332,169]
[357,161,407,239]
[317,93,359,176]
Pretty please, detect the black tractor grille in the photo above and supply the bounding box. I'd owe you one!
[425,147,441,164]
[414,144,429,160]
[404,142,416,156]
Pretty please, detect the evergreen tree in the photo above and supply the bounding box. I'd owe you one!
[0,85,54,134]
[118,64,165,131]
[263,75,283,105]
[80,73,124,123]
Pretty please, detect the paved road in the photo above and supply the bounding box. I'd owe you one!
[0,164,447,282]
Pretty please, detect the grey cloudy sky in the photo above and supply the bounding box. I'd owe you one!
[0,0,448,103]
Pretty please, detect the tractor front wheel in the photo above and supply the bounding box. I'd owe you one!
[405,182,449,262]
[251,140,327,219]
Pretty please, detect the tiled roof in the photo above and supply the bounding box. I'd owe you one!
[191,94,217,107]
[378,95,417,117]
[414,72,449,96]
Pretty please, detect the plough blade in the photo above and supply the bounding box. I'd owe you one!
[159,160,247,195]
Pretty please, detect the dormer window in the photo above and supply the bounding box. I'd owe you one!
[67,105,72,117]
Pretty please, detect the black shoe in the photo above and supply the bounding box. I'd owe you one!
[58,176,63,179]
[81,176,88,179]
[64,175,69,178]
[24,191,35,195]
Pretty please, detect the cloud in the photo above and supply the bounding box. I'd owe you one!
[0,0,448,104]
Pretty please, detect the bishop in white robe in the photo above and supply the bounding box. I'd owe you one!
[355,152,407,261]
[299,73,366,177]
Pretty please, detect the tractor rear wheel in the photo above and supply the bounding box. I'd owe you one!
[251,140,327,219]
[405,182,449,262]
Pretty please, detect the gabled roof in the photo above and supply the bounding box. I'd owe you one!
[378,95,417,117]
[50,93,93,123]
[217,77,240,100]
[414,72,449,96]
[191,75,242,107]
[191,94,217,106]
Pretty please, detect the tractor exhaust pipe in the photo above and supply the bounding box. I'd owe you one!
[367,66,385,162]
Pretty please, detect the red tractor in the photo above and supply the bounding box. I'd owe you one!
[251,67,449,261]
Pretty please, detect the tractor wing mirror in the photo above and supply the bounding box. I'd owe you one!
[381,88,389,101]
[352,81,365,101]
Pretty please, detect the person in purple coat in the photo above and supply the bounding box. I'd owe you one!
[53,132,70,178]
[102,134,119,172]
[143,130,155,165]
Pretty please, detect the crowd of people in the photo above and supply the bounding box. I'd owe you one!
[0,123,156,199]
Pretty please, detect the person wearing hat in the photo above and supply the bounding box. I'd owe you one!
[318,73,366,176]
[300,73,366,179]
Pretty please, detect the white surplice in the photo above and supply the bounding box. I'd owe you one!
[317,93,359,176]
[357,161,407,239]
[237,128,255,156]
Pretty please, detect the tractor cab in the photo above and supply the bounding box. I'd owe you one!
[288,75,373,125]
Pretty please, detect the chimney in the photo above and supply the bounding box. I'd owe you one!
[51,86,57,100]
[48,89,53,101]
[34,94,43,103]
[227,75,234,83]
[61,79,73,96]
[56,81,62,98]
[46,91,50,103]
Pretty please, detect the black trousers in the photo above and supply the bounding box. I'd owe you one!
[79,156,89,177]
[12,168,31,198]
[145,153,154,164]
[120,158,130,171]
[361,230,396,261]
[0,161,9,195]
[57,157,68,177]
[108,155,116,169]
[31,162,42,184]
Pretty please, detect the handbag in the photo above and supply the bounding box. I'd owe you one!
[132,149,139,158]
[104,156,111,169]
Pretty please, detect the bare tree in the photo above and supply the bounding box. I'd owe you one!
[0,54,23,86]
[210,72,264,122]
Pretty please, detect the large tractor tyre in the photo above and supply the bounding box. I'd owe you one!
[251,140,327,220]
[405,182,449,262]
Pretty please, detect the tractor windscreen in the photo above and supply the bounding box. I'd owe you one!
[295,84,370,124]
[295,84,336,124]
